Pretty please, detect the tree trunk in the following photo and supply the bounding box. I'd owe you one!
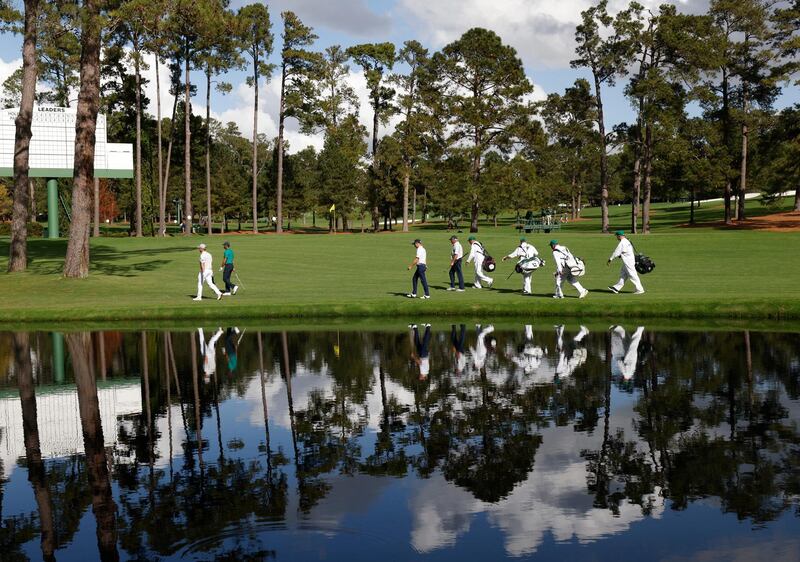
[470,141,481,233]
[412,187,416,224]
[642,123,653,234]
[690,184,695,225]
[631,138,641,234]
[16,332,57,561]
[134,45,142,237]
[795,184,800,211]
[183,42,193,235]
[29,178,35,216]
[737,84,748,221]
[722,68,732,225]
[252,49,259,233]
[69,332,120,561]
[8,0,39,273]
[64,0,102,279]
[276,63,286,233]
[593,71,609,233]
[205,66,212,235]
[93,177,100,236]
[162,90,179,232]
[371,96,380,232]
[402,165,410,232]
[156,55,165,236]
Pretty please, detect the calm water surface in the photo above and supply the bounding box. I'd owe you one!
[1,325,799,561]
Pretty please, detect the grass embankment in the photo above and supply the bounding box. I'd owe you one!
[0,201,799,323]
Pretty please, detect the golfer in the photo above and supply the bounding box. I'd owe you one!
[607,230,645,294]
[407,238,430,299]
[448,235,465,291]
[502,237,539,295]
[220,241,238,296]
[194,243,223,301]
[549,239,589,299]
[466,236,494,288]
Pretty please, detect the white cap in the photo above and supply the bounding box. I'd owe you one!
[198,243,206,249]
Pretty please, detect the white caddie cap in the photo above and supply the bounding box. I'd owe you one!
[198,243,207,249]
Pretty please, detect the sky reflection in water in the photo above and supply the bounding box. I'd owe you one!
[0,325,799,561]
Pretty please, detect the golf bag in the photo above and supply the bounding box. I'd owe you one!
[515,256,544,274]
[483,256,497,272]
[635,254,655,274]
[556,248,586,277]
[568,257,586,277]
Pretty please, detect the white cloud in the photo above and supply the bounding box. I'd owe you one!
[397,0,707,69]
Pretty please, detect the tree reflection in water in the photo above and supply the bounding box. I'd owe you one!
[0,325,798,559]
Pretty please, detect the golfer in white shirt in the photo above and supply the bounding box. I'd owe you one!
[194,243,223,301]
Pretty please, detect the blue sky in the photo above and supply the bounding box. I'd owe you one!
[0,0,796,152]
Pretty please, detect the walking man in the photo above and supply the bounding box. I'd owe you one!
[407,238,430,299]
[220,241,238,296]
[448,235,465,291]
[607,230,645,294]
[502,237,539,295]
[549,239,588,299]
[466,236,494,288]
[194,243,223,301]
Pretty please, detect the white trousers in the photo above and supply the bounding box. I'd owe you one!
[521,271,532,294]
[555,272,586,297]
[612,260,644,293]
[472,258,493,287]
[197,271,222,298]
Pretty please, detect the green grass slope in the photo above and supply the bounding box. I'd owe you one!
[1,212,799,322]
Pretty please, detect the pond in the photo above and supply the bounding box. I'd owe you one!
[1,324,799,561]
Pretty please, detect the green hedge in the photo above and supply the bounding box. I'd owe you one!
[0,222,44,236]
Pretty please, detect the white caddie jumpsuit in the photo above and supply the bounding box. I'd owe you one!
[198,327,223,380]
[512,324,544,375]
[552,244,588,298]
[610,326,644,380]
[471,324,494,370]
[466,241,494,288]
[197,250,223,298]
[555,325,589,378]
[609,237,644,293]
[506,242,538,294]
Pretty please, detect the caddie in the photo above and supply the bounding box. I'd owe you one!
[448,235,465,291]
[465,236,494,289]
[406,238,430,299]
[502,237,539,295]
[194,243,223,301]
[549,239,589,299]
[607,230,645,294]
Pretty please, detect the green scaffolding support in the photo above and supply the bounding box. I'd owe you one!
[51,332,65,384]
[47,178,59,239]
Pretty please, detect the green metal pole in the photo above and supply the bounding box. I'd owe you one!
[47,178,59,238]
[51,332,65,384]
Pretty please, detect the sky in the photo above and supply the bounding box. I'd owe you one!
[0,0,796,153]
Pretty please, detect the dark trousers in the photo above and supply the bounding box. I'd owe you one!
[414,325,431,357]
[222,264,235,292]
[449,258,464,289]
[412,264,429,296]
[451,324,466,352]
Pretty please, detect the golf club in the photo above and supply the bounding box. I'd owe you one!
[234,271,245,290]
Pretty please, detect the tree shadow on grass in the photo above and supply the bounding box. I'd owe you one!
[0,239,188,277]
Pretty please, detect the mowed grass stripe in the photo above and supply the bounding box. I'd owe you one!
[0,224,799,321]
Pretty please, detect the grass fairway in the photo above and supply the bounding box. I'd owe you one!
[1,206,799,323]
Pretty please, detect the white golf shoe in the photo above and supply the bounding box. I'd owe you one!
[233,286,239,295]
[193,297,202,301]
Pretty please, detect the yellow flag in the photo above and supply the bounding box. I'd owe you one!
[333,344,340,358]
[329,204,335,212]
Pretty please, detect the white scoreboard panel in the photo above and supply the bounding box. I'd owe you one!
[0,106,133,178]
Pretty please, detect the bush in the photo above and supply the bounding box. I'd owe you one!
[0,222,44,237]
